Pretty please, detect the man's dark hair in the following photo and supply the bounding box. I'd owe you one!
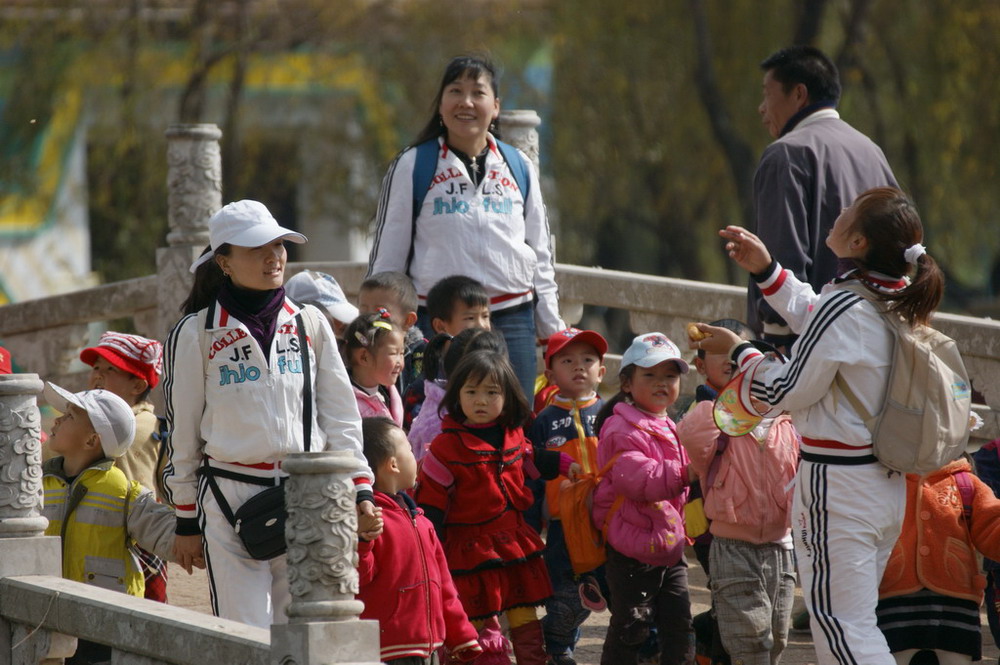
[361,417,401,471]
[761,46,841,105]
[426,275,489,323]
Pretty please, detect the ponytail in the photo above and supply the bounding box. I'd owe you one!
[594,391,628,435]
[889,252,944,326]
[422,332,452,382]
[181,244,231,315]
[848,187,944,327]
[594,366,637,434]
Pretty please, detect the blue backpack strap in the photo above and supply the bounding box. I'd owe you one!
[495,139,530,201]
[411,138,440,218]
[408,138,530,274]
[408,138,441,274]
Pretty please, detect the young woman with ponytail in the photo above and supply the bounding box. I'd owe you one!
[693,187,944,665]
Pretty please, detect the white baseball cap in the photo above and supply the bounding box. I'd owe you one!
[190,200,307,273]
[620,332,690,374]
[44,383,137,459]
[285,270,359,325]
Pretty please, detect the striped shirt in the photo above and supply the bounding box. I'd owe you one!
[733,263,902,462]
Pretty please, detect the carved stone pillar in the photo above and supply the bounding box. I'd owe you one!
[498,109,577,325]
[0,374,61,577]
[499,109,541,170]
[270,451,380,665]
[156,124,222,341]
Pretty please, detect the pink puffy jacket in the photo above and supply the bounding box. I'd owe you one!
[677,400,799,544]
[592,402,689,567]
[353,384,403,427]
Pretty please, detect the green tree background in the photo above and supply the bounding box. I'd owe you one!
[2,0,997,313]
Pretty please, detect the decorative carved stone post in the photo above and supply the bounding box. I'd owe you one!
[499,109,579,325]
[270,451,380,665]
[156,124,222,341]
[0,373,75,663]
[0,374,56,557]
[499,109,541,170]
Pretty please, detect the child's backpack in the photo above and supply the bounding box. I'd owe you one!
[833,281,972,475]
[558,455,618,576]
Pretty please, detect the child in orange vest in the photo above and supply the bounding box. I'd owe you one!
[877,456,1000,664]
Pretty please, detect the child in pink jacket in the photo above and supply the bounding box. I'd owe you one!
[677,337,799,665]
[592,333,695,665]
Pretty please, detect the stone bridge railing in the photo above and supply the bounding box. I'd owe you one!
[0,374,380,665]
[1,259,997,444]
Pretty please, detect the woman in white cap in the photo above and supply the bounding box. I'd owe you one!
[161,200,378,628]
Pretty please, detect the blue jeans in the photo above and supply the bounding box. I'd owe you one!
[490,302,538,403]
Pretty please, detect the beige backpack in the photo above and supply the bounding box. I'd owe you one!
[834,281,972,475]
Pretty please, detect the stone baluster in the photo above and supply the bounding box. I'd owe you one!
[156,124,222,341]
[499,109,541,171]
[499,109,580,325]
[0,374,75,663]
[270,451,380,665]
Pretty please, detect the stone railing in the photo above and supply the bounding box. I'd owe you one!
[0,373,380,664]
[1,260,996,445]
[1,576,271,665]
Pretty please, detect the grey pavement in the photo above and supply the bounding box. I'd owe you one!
[168,547,1000,665]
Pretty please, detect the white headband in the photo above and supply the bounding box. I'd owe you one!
[903,243,926,265]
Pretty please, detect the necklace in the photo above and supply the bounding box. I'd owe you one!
[469,158,480,176]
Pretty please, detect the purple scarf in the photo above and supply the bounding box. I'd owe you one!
[217,281,287,361]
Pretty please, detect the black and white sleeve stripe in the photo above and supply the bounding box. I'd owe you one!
[751,290,864,405]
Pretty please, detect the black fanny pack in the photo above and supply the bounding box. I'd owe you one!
[201,312,313,561]
[203,466,287,560]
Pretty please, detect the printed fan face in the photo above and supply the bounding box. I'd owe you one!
[712,370,762,436]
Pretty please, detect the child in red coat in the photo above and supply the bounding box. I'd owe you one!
[416,350,578,665]
[358,417,481,664]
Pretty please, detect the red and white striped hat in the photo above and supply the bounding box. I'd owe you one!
[80,332,164,389]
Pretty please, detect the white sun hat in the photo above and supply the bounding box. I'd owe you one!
[620,332,690,373]
[44,383,137,459]
[285,270,360,325]
[190,200,307,273]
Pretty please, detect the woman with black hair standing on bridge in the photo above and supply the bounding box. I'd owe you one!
[366,54,564,401]
[694,187,948,665]
[160,200,377,629]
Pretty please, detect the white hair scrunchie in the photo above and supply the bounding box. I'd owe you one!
[904,243,926,265]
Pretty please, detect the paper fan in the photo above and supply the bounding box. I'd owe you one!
[712,369,763,436]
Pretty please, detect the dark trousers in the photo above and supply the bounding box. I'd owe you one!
[542,520,609,655]
[601,545,694,665]
[987,569,1000,660]
[387,655,439,665]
